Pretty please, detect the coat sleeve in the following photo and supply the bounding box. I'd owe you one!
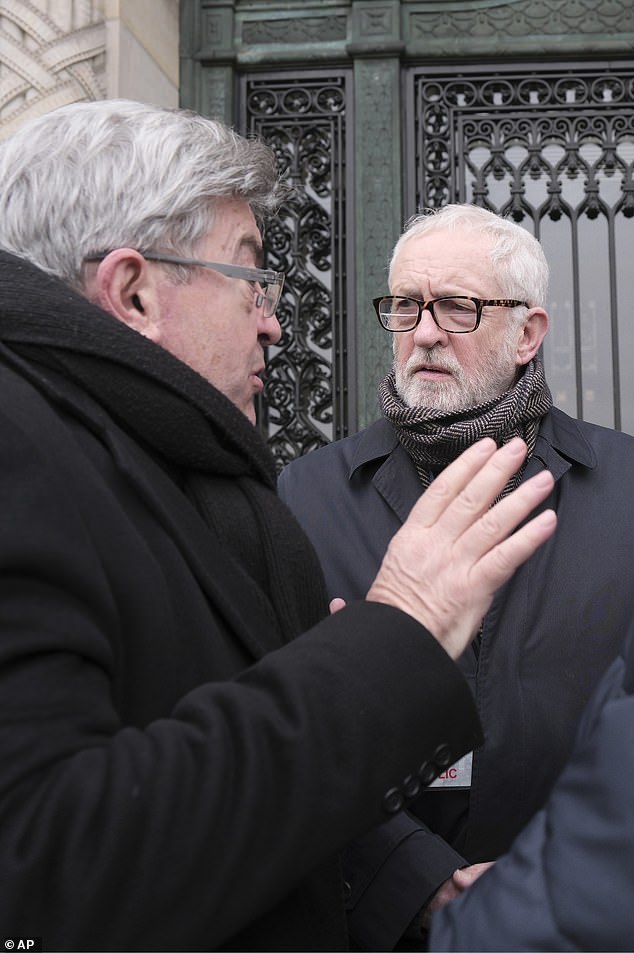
[429,627,634,952]
[343,812,466,951]
[0,397,483,951]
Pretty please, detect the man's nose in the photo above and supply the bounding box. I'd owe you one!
[258,311,282,346]
[412,307,448,348]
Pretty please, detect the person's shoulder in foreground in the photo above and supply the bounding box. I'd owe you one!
[430,618,634,953]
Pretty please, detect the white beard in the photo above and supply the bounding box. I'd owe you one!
[394,333,520,413]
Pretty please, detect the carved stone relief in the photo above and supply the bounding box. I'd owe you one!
[241,15,347,46]
[0,0,106,140]
[406,0,634,55]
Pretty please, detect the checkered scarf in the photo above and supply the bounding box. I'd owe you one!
[378,357,553,495]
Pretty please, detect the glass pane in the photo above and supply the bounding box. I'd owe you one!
[539,215,577,417]
[616,213,634,436]
[577,213,614,428]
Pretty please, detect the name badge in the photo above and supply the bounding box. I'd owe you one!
[429,751,472,789]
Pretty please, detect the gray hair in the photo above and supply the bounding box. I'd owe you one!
[389,204,549,309]
[0,99,284,287]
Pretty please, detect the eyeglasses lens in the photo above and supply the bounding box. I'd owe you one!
[379,296,478,332]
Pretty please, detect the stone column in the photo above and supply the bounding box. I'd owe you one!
[348,0,404,426]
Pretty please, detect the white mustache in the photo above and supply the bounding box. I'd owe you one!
[405,348,460,377]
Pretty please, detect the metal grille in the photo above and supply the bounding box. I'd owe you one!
[240,71,355,469]
[407,63,634,434]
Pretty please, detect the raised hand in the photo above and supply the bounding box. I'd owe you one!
[367,437,556,659]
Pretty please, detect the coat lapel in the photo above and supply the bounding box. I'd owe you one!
[371,443,423,523]
[350,419,423,524]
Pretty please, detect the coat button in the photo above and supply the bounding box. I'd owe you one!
[382,787,404,814]
[434,743,452,767]
[418,760,438,786]
[343,880,352,903]
[403,774,421,798]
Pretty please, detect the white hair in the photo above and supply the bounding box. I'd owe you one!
[0,99,284,287]
[389,204,549,308]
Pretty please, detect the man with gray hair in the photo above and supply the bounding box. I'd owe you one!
[0,103,557,950]
[279,203,634,947]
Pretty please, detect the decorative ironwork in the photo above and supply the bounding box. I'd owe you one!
[409,64,634,435]
[241,72,354,470]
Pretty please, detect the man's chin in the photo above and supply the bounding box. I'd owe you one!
[400,380,462,414]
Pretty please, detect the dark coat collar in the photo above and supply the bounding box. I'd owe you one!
[348,407,597,481]
[343,408,597,525]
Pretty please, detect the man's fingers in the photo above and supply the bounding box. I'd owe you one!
[436,438,532,535]
[366,438,557,659]
[410,437,528,532]
[475,505,557,593]
[409,437,499,527]
[452,862,495,891]
[459,467,556,566]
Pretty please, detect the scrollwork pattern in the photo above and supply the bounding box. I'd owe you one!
[414,68,634,219]
[245,75,350,469]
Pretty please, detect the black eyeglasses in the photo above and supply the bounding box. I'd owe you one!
[373,295,529,334]
[85,252,285,317]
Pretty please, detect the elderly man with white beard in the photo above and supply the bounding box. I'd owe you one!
[279,203,634,950]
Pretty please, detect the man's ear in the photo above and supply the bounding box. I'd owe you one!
[90,248,161,342]
[516,307,549,367]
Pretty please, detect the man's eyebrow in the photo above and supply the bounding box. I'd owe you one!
[393,287,424,299]
[239,237,264,267]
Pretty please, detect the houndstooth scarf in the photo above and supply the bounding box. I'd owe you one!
[378,356,553,496]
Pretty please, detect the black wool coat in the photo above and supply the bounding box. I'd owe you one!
[0,252,481,952]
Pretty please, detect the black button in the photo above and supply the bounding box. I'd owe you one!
[403,774,421,798]
[418,761,438,786]
[434,743,452,767]
[343,880,352,903]
[382,787,404,814]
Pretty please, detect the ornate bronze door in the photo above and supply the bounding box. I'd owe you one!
[180,1,634,465]
[240,71,356,467]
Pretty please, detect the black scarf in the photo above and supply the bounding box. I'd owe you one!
[378,357,553,495]
[0,251,328,643]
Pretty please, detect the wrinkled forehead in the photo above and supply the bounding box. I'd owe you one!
[199,197,264,264]
[390,228,502,296]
